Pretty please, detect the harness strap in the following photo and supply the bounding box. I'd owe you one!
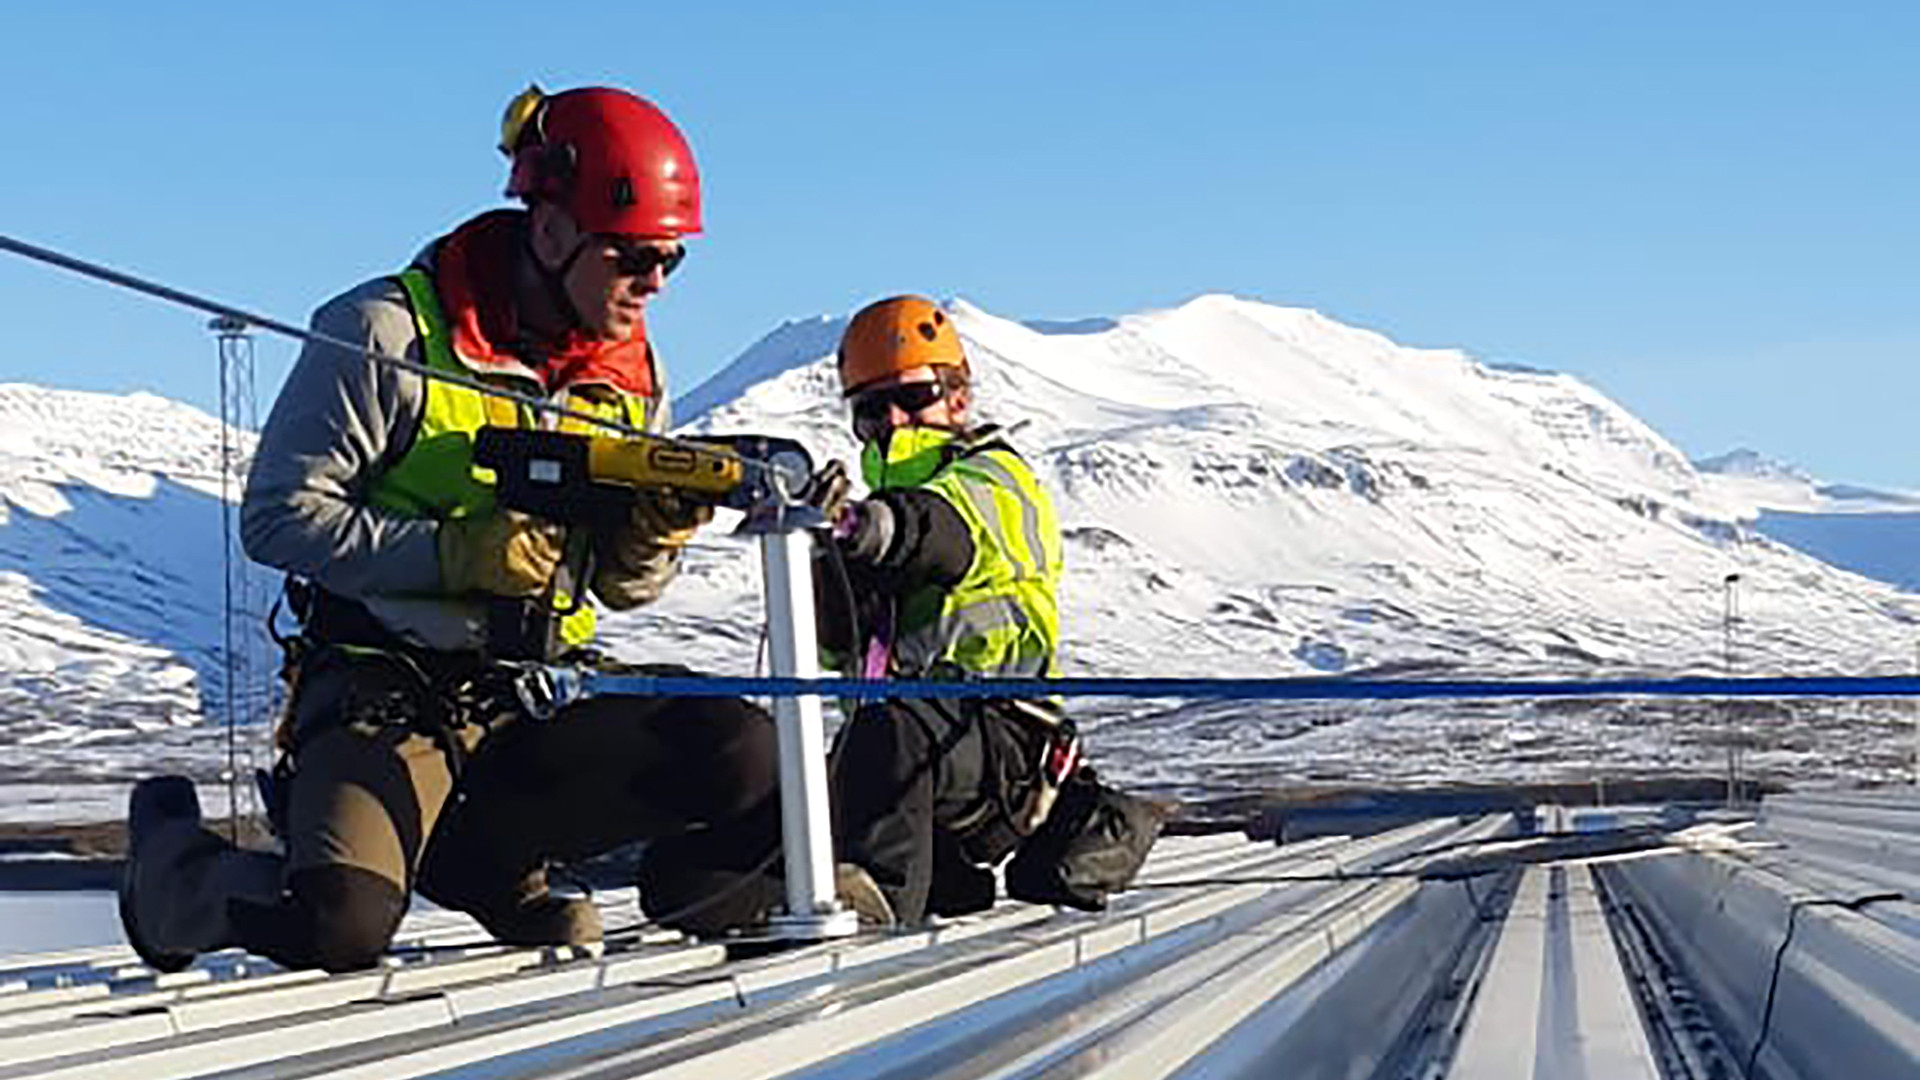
[949,698,1081,863]
[270,578,533,784]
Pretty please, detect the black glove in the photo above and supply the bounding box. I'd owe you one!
[799,459,853,523]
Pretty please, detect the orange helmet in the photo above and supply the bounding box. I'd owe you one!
[837,296,968,396]
[500,85,702,238]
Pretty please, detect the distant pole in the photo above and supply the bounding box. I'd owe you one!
[1723,573,1743,806]
[212,315,256,843]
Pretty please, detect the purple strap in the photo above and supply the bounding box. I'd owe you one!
[861,605,893,680]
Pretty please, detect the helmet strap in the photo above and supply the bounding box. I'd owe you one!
[521,223,592,335]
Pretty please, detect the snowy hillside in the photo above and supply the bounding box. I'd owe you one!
[0,385,278,794]
[620,297,1920,791]
[3,297,1917,804]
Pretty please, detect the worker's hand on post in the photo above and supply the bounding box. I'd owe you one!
[831,497,895,563]
[438,510,565,596]
[800,459,853,524]
[802,460,892,561]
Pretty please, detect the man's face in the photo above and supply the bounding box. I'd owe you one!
[562,234,684,341]
[849,366,971,444]
[530,202,685,341]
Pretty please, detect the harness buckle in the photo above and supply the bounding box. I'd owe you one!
[1042,730,1082,788]
[511,664,584,721]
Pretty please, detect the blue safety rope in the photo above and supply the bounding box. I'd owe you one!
[544,672,1920,708]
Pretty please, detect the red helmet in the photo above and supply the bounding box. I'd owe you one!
[501,85,703,238]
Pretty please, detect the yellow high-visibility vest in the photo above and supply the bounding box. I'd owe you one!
[862,426,1062,678]
[369,268,652,647]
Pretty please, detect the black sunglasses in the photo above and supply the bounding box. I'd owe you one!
[603,237,687,279]
[850,379,951,434]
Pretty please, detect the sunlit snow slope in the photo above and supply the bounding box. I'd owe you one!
[3,297,1915,798]
[648,297,1917,681]
[0,385,282,784]
[619,297,1920,791]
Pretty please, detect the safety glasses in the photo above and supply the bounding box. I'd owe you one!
[603,237,687,279]
[850,377,953,439]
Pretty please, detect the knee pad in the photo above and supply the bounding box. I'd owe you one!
[1005,776,1166,913]
[926,859,997,918]
[636,838,780,937]
[281,865,408,972]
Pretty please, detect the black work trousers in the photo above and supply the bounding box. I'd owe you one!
[638,696,1042,932]
[834,697,1040,924]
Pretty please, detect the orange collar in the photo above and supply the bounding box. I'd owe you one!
[429,211,657,399]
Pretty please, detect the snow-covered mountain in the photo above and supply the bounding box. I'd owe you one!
[626,297,1920,791]
[1694,447,1920,515]
[3,298,1917,801]
[653,296,1916,676]
[0,385,279,794]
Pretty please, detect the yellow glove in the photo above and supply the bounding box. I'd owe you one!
[626,489,715,550]
[437,511,564,597]
[589,491,714,611]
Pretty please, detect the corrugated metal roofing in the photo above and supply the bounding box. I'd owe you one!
[3,795,1917,1078]
[1604,790,1920,1079]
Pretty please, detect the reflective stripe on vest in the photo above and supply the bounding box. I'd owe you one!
[372,268,648,648]
[892,443,1062,678]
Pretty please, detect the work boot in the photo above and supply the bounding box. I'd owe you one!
[119,777,284,972]
[119,776,207,973]
[835,863,896,930]
[439,864,603,948]
[477,893,603,947]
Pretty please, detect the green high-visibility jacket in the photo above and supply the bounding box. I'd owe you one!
[861,426,1063,678]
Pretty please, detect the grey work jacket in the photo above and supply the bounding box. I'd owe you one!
[239,246,674,651]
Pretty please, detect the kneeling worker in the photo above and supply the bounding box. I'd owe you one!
[810,296,1161,924]
[639,295,1161,933]
[118,85,780,972]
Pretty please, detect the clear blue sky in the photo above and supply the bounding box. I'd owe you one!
[3,2,1914,487]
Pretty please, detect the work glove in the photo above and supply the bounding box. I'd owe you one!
[803,459,893,561]
[438,511,564,597]
[830,496,896,565]
[627,488,715,550]
[799,459,853,524]
[589,490,714,610]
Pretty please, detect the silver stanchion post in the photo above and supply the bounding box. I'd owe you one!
[743,506,858,941]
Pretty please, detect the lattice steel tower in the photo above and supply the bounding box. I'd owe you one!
[211,315,267,840]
